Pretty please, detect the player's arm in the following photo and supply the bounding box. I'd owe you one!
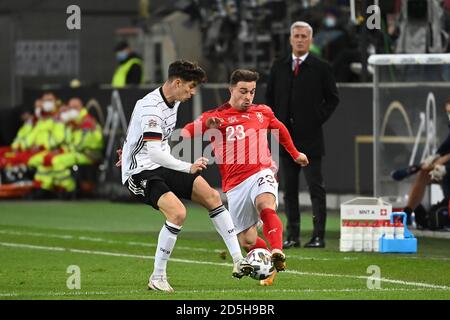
[268,110,309,166]
[115,148,122,167]
[145,137,207,173]
[421,132,450,169]
[142,113,206,173]
[181,115,208,138]
[182,110,224,138]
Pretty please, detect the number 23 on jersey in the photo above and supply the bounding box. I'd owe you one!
[226,125,245,141]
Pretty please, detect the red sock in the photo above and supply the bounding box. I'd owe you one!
[247,236,269,252]
[260,208,283,251]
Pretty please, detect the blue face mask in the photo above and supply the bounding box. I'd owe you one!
[324,17,337,28]
[116,51,128,62]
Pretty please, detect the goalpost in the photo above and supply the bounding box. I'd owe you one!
[368,53,450,206]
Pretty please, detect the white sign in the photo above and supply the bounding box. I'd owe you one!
[341,197,391,220]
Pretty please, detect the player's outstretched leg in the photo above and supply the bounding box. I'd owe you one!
[148,274,174,292]
[148,192,185,292]
[257,195,286,272]
[191,176,253,278]
[260,270,277,286]
[239,226,279,286]
[246,236,269,252]
[232,258,253,279]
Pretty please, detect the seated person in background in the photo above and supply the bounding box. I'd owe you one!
[1,93,62,185]
[0,99,43,185]
[0,99,42,162]
[30,97,104,195]
[403,98,450,224]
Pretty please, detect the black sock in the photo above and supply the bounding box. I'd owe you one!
[403,207,413,215]
[403,207,413,225]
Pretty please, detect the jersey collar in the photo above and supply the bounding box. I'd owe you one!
[159,87,175,109]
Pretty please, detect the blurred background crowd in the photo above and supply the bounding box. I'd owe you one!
[0,0,449,201]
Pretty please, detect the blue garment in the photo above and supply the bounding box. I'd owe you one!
[438,124,450,198]
[437,125,450,155]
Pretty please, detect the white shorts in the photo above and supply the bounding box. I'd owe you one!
[226,168,279,234]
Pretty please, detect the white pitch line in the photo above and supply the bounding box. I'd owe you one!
[1,241,449,291]
[0,242,65,252]
[2,228,450,263]
[0,229,359,261]
[175,287,449,293]
[284,270,450,290]
[288,256,359,261]
[1,287,448,298]
[5,228,450,262]
[0,229,222,254]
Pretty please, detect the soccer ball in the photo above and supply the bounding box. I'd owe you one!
[246,248,274,280]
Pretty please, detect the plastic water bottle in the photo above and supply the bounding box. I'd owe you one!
[353,221,363,252]
[372,221,382,252]
[394,221,405,239]
[340,220,353,252]
[411,212,417,229]
[384,220,395,239]
[362,221,373,252]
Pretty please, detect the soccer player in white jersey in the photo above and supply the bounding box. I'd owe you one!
[182,69,309,286]
[118,60,252,292]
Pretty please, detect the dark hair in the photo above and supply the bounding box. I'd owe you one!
[230,69,259,86]
[446,97,450,105]
[168,60,206,84]
[114,40,129,52]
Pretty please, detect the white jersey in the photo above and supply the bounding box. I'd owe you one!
[121,87,181,184]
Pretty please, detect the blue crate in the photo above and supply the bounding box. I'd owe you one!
[379,212,417,253]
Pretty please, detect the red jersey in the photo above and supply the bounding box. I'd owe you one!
[183,103,301,192]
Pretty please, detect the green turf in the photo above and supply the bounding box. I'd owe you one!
[0,200,449,300]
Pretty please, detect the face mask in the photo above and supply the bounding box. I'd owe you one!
[116,51,128,62]
[60,109,79,123]
[42,101,55,112]
[324,17,336,28]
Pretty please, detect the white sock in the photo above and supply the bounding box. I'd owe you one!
[209,205,243,263]
[152,221,182,277]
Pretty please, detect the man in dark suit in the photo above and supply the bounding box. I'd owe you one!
[266,21,339,249]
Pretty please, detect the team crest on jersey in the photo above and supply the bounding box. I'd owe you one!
[256,112,264,123]
[228,116,237,123]
[148,119,158,128]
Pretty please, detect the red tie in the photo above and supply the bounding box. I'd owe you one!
[294,58,301,76]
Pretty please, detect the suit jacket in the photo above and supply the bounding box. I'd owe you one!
[266,53,339,158]
[437,125,450,156]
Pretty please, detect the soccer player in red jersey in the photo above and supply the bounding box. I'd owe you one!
[182,69,309,285]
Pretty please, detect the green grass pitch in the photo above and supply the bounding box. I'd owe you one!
[0,200,449,300]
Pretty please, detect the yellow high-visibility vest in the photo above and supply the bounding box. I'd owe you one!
[111,57,143,88]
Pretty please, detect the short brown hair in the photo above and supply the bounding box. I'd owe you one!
[230,69,259,86]
[168,60,206,85]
